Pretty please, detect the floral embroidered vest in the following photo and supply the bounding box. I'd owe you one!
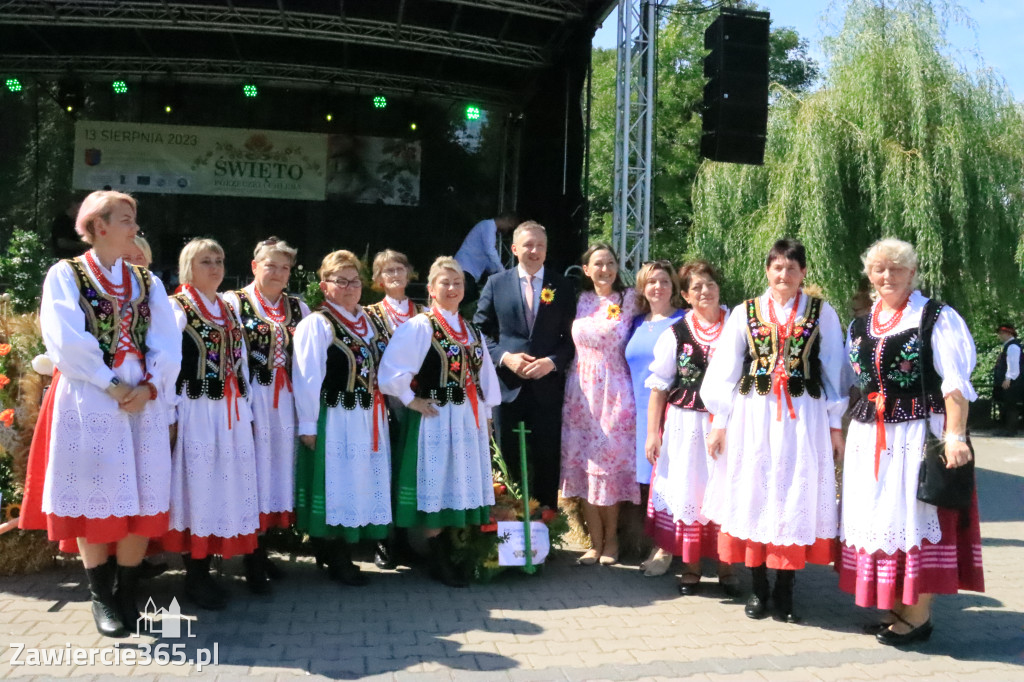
[738,295,823,399]
[411,311,485,406]
[364,299,425,342]
[667,317,710,411]
[65,258,151,368]
[231,289,304,386]
[173,293,247,400]
[318,307,387,410]
[848,299,945,424]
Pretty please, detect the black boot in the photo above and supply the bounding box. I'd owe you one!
[772,569,800,623]
[114,564,145,635]
[184,555,228,610]
[744,564,770,619]
[326,539,369,587]
[85,562,128,637]
[256,535,285,580]
[311,537,330,569]
[374,539,396,570]
[428,535,468,588]
[243,553,272,595]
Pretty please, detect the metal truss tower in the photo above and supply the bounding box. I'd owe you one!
[612,0,659,276]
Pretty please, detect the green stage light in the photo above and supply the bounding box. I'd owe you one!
[410,122,417,131]
[325,113,333,122]
[112,80,127,94]
[373,95,387,109]
[164,105,173,114]
[243,83,258,98]
[5,78,22,92]
[465,105,481,121]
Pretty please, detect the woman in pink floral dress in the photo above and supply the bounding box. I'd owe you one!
[561,243,640,566]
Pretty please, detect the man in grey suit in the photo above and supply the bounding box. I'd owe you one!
[474,221,576,508]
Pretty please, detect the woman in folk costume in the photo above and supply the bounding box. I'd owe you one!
[293,250,391,587]
[363,248,424,569]
[223,237,310,593]
[841,238,983,646]
[379,256,501,587]
[165,238,260,610]
[644,260,738,597]
[20,190,180,637]
[702,238,847,623]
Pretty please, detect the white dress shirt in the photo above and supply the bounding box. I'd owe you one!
[1006,339,1021,381]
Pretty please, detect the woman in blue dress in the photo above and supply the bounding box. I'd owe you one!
[624,261,684,576]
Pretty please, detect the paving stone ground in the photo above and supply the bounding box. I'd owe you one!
[1,434,1022,681]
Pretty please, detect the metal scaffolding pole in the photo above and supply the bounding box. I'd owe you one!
[611,0,657,277]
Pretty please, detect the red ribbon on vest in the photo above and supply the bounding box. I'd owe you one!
[272,366,292,409]
[465,374,480,429]
[772,364,796,421]
[866,391,887,481]
[371,389,386,452]
[224,373,241,430]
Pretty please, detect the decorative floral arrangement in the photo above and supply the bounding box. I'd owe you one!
[540,287,555,305]
[606,303,622,321]
[450,439,569,583]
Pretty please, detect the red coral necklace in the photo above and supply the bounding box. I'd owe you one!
[689,308,723,346]
[254,286,286,323]
[382,297,415,326]
[432,306,469,344]
[768,292,801,340]
[184,284,228,327]
[871,297,909,336]
[334,306,369,337]
[84,251,129,304]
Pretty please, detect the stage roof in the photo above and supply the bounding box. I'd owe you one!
[0,0,616,108]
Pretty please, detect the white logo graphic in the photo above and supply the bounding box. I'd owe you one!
[135,597,195,639]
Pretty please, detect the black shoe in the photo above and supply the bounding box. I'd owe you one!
[374,540,396,570]
[138,558,169,581]
[85,562,128,638]
[114,564,144,634]
[184,555,228,610]
[310,537,330,569]
[678,572,702,596]
[863,611,898,635]
[876,619,933,646]
[243,553,272,594]
[771,569,800,623]
[744,593,770,619]
[428,536,468,588]
[325,540,369,587]
[745,564,770,619]
[256,536,285,580]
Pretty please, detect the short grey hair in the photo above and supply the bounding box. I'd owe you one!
[512,220,546,244]
[862,238,920,288]
[178,238,224,285]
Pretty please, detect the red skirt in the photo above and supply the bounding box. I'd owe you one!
[719,533,835,570]
[161,529,257,560]
[645,497,719,563]
[259,511,294,532]
[838,493,984,609]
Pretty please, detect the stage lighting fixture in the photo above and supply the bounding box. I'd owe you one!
[5,78,22,92]
[465,105,481,121]
[373,95,387,109]
[326,113,333,122]
[243,83,258,98]
[410,122,417,131]
[112,80,128,94]
[164,105,173,114]
[58,78,84,113]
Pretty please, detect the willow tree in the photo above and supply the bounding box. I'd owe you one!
[689,0,1024,332]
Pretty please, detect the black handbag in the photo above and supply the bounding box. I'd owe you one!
[915,301,975,509]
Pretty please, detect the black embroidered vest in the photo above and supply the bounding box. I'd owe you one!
[364,299,424,342]
[318,307,388,410]
[994,338,1021,386]
[411,311,485,406]
[65,258,152,368]
[230,289,304,386]
[667,316,711,411]
[738,295,824,399]
[848,299,945,424]
[173,293,248,400]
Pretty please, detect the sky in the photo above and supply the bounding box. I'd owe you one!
[592,0,1024,101]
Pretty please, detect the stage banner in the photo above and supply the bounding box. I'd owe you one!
[72,121,327,200]
[326,134,421,206]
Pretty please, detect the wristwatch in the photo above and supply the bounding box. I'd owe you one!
[108,377,121,390]
[943,432,967,444]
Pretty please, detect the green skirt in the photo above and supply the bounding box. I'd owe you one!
[294,403,389,542]
[394,411,490,529]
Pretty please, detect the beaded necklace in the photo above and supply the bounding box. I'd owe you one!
[254,285,286,323]
[183,284,228,327]
[870,297,909,336]
[382,296,415,326]
[431,306,469,344]
[689,308,723,345]
[767,292,801,341]
[335,307,369,338]
[84,251,129,303]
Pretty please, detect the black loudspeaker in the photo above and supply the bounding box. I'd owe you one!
[700,9,770,165]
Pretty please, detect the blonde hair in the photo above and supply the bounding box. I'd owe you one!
[861,238,920,288]
[634,261,683,314]
[426,256,464,289]
[512,220,547,243]
[75,190,137,244]
[371,249,413,289]
[133,235,152,266]
[253,236,298,264]
[318,250,362,280]
[178,238,224,285]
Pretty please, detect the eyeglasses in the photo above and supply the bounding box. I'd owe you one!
[381,267,406,276]
[323,277,362,289]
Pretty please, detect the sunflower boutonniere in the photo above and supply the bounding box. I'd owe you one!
[606,303,622,321]
[540,286,555,305]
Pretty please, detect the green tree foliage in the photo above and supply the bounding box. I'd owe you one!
[0,229,51,313]
[587,1,820,253]
[689,0,1024,337]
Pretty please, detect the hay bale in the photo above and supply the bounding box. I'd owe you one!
[0,530,57,576]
